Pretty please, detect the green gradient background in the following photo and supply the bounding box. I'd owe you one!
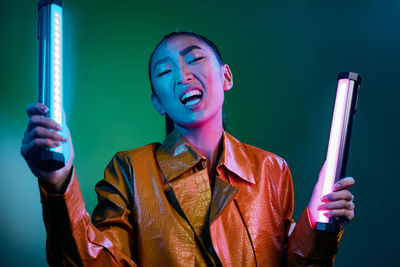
[1,0,399,266]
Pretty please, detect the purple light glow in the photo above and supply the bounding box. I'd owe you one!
[316,79,350,223]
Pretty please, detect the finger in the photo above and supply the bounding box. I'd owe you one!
[26,103,48,117]
[333,177,355,191]
[27,115,62,132]
[21,138,61,157]
[23,126,67,144]
[321,190,354,202]
[318,200,355,211]
[323,209,354,221]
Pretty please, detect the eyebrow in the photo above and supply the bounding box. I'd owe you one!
[179,45,203,56]
[152,45,204,72]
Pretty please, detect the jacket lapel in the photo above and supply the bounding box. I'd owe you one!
[156,129,202,183]
[168,169,212,237]
[156,130,211,238]
[209,132,258,266]
[209,177,239,224]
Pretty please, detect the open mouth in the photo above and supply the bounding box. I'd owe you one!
[180,89,203,106]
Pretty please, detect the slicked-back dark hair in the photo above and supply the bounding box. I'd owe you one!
[148,31,226,135]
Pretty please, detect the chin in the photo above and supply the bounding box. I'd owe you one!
[176,110,222,129]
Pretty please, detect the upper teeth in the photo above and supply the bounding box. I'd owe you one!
[181,89,202,102]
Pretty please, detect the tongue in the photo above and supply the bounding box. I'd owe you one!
[183,95,201,105]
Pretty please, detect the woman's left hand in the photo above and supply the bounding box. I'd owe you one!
[308,162,355,230]
[318,177,355,229]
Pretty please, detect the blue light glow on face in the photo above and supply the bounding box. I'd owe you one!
[150,35,229,130]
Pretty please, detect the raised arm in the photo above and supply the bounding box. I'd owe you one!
[21,103,136,266]
[39,152,137,266]
[280,161,354,266]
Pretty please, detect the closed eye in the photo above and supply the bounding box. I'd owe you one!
[157,69,171,77]
[189,56,205,64]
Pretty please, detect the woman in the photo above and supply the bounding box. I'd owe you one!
[21,32,355,266]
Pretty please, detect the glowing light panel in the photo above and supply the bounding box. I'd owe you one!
[51,7,63,152]
[317,79,350,223]
[308,72,361,233]
[38,1,64,156]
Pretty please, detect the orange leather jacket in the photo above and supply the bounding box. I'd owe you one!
[40,130,342,266]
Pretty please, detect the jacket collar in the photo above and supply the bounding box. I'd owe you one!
[156,129,255,184]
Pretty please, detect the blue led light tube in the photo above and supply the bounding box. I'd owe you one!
[37,0,65,171]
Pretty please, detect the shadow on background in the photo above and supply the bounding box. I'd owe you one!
[0,0,399,266]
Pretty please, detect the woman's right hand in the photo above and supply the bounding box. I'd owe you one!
[21,102,75,193]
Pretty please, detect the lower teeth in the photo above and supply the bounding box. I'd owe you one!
[185,98,200,105]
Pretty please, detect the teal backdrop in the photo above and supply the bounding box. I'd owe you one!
[0,0,399,266]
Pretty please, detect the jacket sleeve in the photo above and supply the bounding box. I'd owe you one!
[39,152,137,266]
[280,161,344,267]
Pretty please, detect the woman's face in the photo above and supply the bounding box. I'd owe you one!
[150,35,232,130]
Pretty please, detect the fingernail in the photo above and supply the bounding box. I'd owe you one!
[61,137,67,142]
[323,211,331,218]
[317,204,325,210]
[321,195,328,202]
[333,183,340,190]
[40,105,48,113]
[55,141,61,146]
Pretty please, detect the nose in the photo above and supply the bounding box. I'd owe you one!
[176,66,193,85]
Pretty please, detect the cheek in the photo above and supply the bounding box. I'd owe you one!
[152,80,180,113]
[200,65,221,86]
[153,78,173,98]
[203,68,224,95]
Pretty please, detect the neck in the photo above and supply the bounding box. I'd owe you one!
[174,111,224,179]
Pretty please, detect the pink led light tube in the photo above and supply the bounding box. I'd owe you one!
[314,72,361,233]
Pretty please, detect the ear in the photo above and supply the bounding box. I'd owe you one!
[222,64,233,91]
[151,93,166,115]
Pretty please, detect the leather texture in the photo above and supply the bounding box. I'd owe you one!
[40,130,343,266]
